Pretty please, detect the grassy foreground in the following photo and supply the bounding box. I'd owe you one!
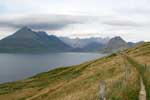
[0,42,149,100]
[125,42,150,99]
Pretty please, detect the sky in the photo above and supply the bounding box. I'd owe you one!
[0,0,150,42]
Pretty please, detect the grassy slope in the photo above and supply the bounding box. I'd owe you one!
[125,42,150,99]
[0,42,150,100]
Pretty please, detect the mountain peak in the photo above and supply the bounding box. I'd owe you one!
[101,36,129,53]
[15,26,33,34]
[111,36,123,40]
[12,27,37,38]
[109,36,126,43]
[19,26,32,31]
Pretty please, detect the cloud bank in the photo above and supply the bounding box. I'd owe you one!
[0,14,88,30]
[0,0,150,41]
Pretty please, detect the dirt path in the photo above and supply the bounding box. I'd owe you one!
[139,76,146,100]
[26,83,63,100]
[120,53,146,100]
[26,88,50,100]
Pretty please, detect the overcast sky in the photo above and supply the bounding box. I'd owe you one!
[0,0,150,42]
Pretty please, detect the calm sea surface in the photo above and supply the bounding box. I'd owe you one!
[0,52,106,83]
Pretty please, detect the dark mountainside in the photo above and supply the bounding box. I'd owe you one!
[0,27,72,53]
[59,37,109,52]
[71,42,105,52]
[59,37,110,48]
[101,36,131,53]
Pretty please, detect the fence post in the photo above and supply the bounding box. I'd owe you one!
[99,80,106,100]
[144,64,146,71]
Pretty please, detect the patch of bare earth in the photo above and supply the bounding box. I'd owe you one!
[139,77,146,100]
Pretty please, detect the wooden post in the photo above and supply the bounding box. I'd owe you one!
[123,57,129,89]
[124,58,128,82]
[144,64,146,71]
[99,80,106,100]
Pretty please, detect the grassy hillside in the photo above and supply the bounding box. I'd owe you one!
[0,42,149,100]
[125,42,150,99]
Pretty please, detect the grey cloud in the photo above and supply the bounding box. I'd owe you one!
[117,7,150,16]
[0,14,89,30]
[71,32,101,36]
[1,13,149,35]
[101,19,142,27]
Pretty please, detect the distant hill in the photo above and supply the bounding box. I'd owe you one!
[100,36,130,53]
[71,42,105,52]
[80,42,105,52]
[59,37,110,48]
[100,36,145,53]
[59,37,109,52]
[0,27,72,53]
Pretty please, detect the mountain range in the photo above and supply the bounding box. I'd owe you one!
[59,37,109,52]
[60,36,141,52]
[59,37,110,48]
[0,27,140,53]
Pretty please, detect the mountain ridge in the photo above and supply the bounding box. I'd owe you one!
[0,27,72,53]
[100,36,135,53]
[0,27,140,53]
[104,36,129,52]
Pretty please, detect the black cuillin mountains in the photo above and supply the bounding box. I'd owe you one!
[0,27,72,53]
[0,27,137,53]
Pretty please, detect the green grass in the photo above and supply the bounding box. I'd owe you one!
[127,56,150,99]
[0,54,140,100]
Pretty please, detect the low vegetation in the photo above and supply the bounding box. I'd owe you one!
[125,42,150,99]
